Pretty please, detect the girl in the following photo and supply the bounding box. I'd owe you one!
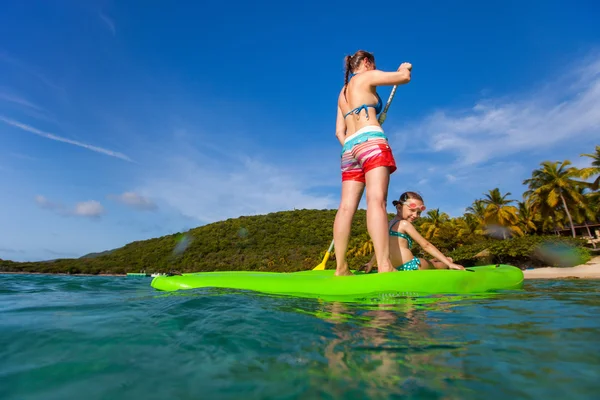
[333,50,413,276]
[361,191,465,272]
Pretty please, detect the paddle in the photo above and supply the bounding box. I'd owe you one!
[312,83,400,271]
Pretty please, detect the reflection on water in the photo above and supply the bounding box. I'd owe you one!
[0,275,598,400]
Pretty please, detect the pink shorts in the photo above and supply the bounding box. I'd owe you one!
[340,126,397,183]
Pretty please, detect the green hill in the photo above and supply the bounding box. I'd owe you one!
[79,249,116,259]
[0,209,376,275]
[0,208,591,275]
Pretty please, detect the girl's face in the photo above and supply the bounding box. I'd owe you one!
[399,198,426,222]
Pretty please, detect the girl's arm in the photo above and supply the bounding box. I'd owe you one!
[399,220,465,270]
[357,253,377,273]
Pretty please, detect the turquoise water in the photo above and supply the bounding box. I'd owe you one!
[1,274,599,400]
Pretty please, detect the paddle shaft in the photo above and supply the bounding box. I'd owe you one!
[377,84,399,125]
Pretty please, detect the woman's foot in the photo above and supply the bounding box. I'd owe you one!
[335,262,354,276]
[376,260,397,273]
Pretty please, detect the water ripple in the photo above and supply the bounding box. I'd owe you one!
[0,274,598,400]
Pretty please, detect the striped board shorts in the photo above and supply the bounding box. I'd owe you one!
[340,126,397,183]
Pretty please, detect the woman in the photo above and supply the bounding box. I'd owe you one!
[333,50,412,276]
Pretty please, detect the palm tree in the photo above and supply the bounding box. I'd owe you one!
[480,188,523,238]
[465,199,486,233]
[517,200,537,234]
[359,241,374,256]
[571,186,597,238]
[453,215,483,238]
[419,209,450,240]
[586,190,600,219]
[579,145,600,190]
[523,160,588,238]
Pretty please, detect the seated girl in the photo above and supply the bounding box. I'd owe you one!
[361,191,465,272]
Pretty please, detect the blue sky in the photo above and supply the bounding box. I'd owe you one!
[1,0,599,261]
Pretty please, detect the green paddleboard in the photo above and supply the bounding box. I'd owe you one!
[150,264,524,299]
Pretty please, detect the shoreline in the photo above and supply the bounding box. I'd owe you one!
[3,257,600,280]
[0,272,127,277]
[523,256,600,280]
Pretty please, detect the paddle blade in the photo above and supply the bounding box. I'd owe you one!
[312,262,326,271]
[312,251,331,270]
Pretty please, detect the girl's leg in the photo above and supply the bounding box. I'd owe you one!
[364,166,396,273]
[333,180,365,276]
[417,258,433,269]
[418,258,453,269]
[430,257,452,269]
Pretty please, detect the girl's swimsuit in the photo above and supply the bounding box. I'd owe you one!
[388,218,420,271]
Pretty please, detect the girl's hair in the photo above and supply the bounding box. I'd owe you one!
[392,191,424,206]
[343,50,375,98]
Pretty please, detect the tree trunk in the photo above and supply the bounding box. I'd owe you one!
[560,192,576,238]
[584,222,596,249]
[584,221,592,238]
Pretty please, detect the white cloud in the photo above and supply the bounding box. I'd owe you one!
[0,89,57,122]
[397,55,600,167]
[108,191,157,211]
[0,92,43,111]
[35,196,105,218]
[98,12,116,36]
[0,116,133,162]
[0,51,64,93]
[380,54,600,215]
[0,247,25,254]
[73,200,105,217]
[9,152,38,161]
[35,195,62,211]
[142,154,337,223]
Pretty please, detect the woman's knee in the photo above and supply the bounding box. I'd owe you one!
[365,192,386,208]
[337,201,357,216]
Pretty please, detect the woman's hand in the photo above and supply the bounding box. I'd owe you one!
[448,263,465,270]
[399,62,412,71]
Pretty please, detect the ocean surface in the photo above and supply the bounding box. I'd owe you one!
[1,274,599,400]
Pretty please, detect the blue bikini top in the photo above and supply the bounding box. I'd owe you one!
[388,218,413,249]
[343,73,383,119]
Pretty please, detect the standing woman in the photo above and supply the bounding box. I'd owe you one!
[333,50,412,275]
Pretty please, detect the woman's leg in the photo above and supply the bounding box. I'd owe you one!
[364,166,396,273]
[333,180,365,276]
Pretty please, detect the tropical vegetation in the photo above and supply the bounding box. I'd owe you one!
[1,146,598,275]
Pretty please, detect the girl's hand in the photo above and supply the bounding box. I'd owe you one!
[448,263,465,270]
[359,260,375,274]
[399,62,412,71]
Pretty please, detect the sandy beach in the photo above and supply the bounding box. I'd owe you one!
[524,256,600,279]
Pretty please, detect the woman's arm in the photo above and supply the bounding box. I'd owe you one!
[364,63,412,87]
[399,220,465,270]
[335,105,346,146]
